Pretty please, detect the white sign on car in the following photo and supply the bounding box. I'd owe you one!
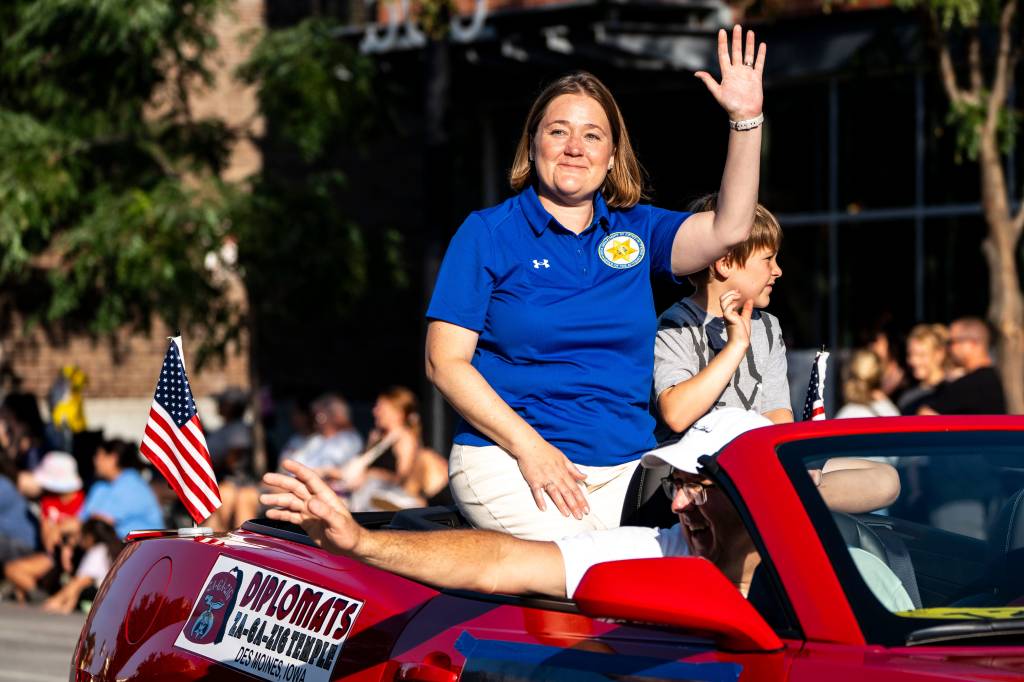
[174,556,364,682]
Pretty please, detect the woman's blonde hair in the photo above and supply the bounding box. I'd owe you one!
[378,386,422,442]
[907,323,948,351]
[842,349,884,405]
[508,72,645,208]
[686,193,783,287]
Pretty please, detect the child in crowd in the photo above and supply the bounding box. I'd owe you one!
[653,194,792,440]
[4,451,85,602]
[43,519,122,614]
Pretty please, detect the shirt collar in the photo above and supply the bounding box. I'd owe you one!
[519,185,612,236]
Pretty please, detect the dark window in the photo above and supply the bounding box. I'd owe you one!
[779,431,1024,646]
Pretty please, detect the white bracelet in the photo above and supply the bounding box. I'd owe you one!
[728,112,764,131]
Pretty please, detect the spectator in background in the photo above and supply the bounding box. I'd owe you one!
[339,387,450,511]
[280,393,363,476]
[920,317,1006,415]
[47,365,88,452]
[0,393,47,473]
[865,322,909,401]
[206,387,254,481]
[836,349,900,419]
[278,400,315,464]
[81,439,164,538]
[206,387,260,532]
[42,518,121,614]
[898,324,950,415]
[0,456,36,574]
[4,452,86,602]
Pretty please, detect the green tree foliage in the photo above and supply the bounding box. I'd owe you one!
[0,0,239,346]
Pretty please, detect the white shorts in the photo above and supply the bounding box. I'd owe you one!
[448,443,639,541]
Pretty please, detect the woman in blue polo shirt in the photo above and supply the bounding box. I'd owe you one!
[426,26,767,540]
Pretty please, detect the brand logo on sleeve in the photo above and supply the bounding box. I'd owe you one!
[532,259,550,269]
[598,232,644,269]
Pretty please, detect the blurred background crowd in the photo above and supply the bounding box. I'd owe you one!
[0,377,448,614]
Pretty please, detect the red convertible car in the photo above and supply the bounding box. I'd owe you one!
[72,415,1024,681]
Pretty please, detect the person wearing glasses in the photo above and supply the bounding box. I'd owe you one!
[261,409,906,608]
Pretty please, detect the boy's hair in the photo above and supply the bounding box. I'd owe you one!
[686,194,783,288]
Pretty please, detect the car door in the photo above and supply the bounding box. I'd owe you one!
[388,590,799,681]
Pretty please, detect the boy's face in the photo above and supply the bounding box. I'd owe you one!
[725,246,781,308]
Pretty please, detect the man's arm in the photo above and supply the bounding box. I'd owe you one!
[816,458,901,513]
[262,461,567,598]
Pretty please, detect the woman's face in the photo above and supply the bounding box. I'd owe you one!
[907,338,944,382]
[373,397,404,432]
[531,93,614,206]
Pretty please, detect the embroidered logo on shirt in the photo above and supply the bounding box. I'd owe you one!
[598,232,645,269]
[532,259,550,269]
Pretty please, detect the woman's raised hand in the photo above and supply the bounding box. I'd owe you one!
[695,25,765,121]
[516,440,590,519]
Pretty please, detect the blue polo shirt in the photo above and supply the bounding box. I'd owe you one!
[427,186,690,466]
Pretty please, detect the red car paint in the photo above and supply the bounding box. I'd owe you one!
[71,416,1024,681]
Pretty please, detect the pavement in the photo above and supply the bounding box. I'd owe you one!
[0,602,84,682]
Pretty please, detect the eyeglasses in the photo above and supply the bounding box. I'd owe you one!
[660,476,715,505]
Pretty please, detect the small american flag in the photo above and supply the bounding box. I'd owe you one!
[139,337,221,523]
[802,350,830,421]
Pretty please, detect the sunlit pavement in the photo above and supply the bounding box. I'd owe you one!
[0,602,84,682]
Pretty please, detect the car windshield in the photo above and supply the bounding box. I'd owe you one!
[781,430,1024,628]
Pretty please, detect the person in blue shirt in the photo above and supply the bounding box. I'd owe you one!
[0,458,36,566]
[80,439,164,539]
[426,26,769,540]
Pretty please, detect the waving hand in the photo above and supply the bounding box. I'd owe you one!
[695,25,765,121]
[262,460,363,556]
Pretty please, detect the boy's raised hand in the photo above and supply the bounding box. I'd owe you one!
[720,289,753,347]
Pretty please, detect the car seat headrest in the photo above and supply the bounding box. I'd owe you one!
[989,488,1024,554]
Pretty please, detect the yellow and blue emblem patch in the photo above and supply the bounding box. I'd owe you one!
[598,231,645,269]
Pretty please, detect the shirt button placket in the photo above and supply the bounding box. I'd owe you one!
[575,235,586,276]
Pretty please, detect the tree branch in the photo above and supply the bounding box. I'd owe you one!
[987,0,1018,132]
[928,8,965,105]
[171,45,196,123]
[967,28,984,95]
